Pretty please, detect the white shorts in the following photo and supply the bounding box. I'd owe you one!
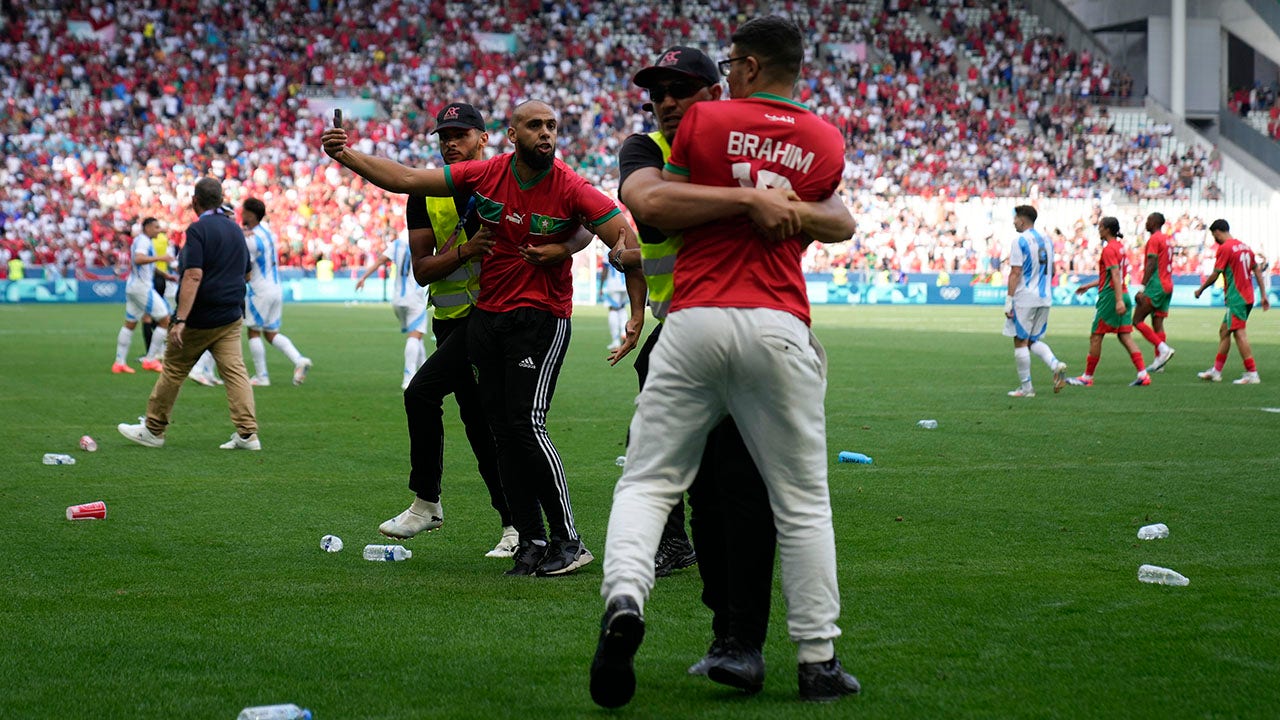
[1003,305,1050,341]
[246,290,283,331]
[124,285,170,322]
[393,298,428,334]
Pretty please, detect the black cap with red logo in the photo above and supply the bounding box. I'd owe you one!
[632,46,720,89]
[433,103,485,133]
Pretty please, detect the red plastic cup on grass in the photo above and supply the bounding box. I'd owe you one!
[80,435,98,452]
[66,501,107,520]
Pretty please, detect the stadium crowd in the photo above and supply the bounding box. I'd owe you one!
[0,0,1239,281]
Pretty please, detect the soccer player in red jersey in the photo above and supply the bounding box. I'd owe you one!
[322,101,644,577]
[592,17,860,708]
[1132,212,1176,372]
[1065,217,1151,387]
[1194,219,1270,383]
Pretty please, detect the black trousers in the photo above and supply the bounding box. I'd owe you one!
[142,273,167,348]
[403,314,510,527]
[468,307,574,544]
[634,323,778,650]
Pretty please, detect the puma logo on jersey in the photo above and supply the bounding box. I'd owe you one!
[764,113,796,124]
[517,356,537,370]
[506,212,526,225]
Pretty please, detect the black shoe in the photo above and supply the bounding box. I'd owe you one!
[705,638,765,694]
[687,638,728,676]
[534,538,595,576]
[654,537,697,578]
[589,595,646,709]
[798,656,861,702]
[504,539,547,576]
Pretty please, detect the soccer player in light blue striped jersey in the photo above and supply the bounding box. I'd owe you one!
[1002,205,1067,397]
[240,197,311,386]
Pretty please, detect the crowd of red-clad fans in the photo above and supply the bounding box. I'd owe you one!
[0,0,1245,281]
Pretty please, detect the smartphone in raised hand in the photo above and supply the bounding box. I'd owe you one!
[334,109,343,128]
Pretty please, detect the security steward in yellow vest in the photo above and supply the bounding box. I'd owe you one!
[615,46,778,687]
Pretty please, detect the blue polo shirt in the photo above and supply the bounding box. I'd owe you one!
[179,209,251,328]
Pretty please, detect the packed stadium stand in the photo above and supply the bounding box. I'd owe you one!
[1,0,1276,284]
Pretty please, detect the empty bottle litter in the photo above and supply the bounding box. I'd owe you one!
[79,435,98,452]
[236,704,312,720]
[1136,523,1169,540]
[837,451,873,464]
[615,456,626,467]
[363,544,412,562]
[1138,564,1189,586]
[320,535,343,553]
[917,419,938,429]
[43,453,76,465]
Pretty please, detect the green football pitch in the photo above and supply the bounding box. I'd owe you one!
[2,302,1277,719]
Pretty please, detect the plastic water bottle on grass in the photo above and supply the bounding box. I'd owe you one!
[43,453,76,465]
[837,451,873,464]
[236,704,312,720]
[1136,523,1169,540]
[363,544,412,561]
[1138,564,1189,586]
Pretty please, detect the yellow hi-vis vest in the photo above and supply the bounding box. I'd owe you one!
[641,131,683,321]
[424,197,481,320]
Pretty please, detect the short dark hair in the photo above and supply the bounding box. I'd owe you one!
[242,197,267,220]
[1148,212,1165,227]
[193,177,223,211]
[1014,205,1037,224]
[731,15,804,84]
[1209,218,1230,233]
[141,217,158,230]
[1100,216,1122,238]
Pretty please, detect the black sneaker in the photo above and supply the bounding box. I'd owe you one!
[798,656,861,702]
[589,595,645,709]
[705,637,765,694]
[504,539,547,576]
[654,537,697,578]
[687,638,728,676]
[534,538,595,576]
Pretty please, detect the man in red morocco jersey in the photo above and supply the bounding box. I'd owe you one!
[1065,217,1151,387]
[1132,212,1176,372]
[591,16,860,709]
[322,101,644,578]
[1194,219,1270,383]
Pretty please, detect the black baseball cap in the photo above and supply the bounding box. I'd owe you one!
[632,46,719,89]
[433,103,485,133]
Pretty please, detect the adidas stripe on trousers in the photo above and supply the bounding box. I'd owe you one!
[468,307,578,544]
[602,306,842,662]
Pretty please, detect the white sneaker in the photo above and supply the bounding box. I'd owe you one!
[379,500,443,539]
[219,432,261,450]
[249,375,271,387]
[118,422,164,448]
[485,526,520,558]
[1149,347,1175,373]
[1233,371,1261,385]
[1052,361,1068,393]
[1007,387,1035,398]
[293,357,313,386]
[1197,368,1222,382]
[190,371,217,387]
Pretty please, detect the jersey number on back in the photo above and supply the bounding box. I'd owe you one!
[732,162,793,191]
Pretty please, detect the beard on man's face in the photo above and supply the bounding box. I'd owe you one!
[517,137,555,171]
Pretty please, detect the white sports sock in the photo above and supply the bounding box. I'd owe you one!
[1014,346,1032,385]
[1029,341,1057,369]
[115,327,133,364]
[146,326,168,360]
[249,336,268,378]
[608,308,626,345]
[404,338,419,378]
[271,333,303,365]
[416,337,427,370]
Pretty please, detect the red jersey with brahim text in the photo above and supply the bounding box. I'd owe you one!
[445,154,620,317]
[1143,231,1173,293]
[664,93,846,326]
[1214,237,1257,305]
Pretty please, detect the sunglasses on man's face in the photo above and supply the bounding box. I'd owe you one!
[648,80,706,104]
